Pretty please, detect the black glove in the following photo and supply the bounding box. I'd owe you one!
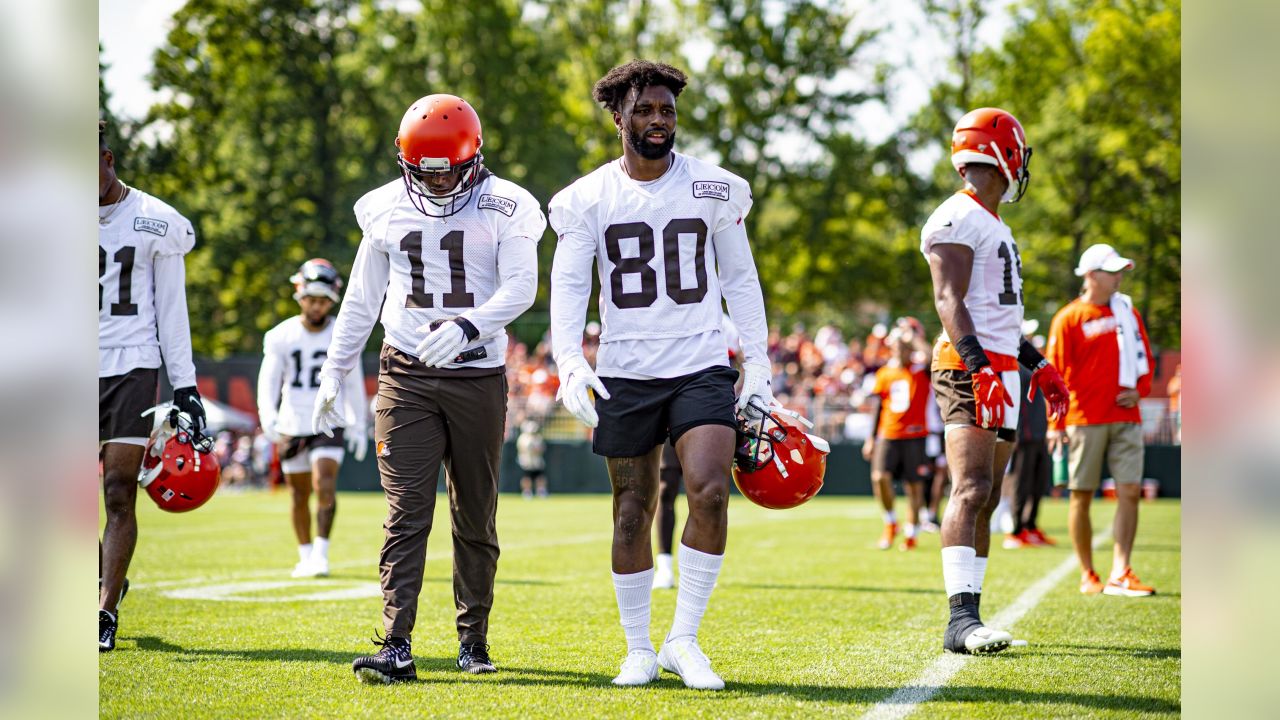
[172,386,207,435]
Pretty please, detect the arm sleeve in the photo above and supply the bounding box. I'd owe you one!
[460,202,544,338]
[1046,309,1071,431]
[1135,309,1155,398]
[342,356,368,429]
[153,253,197,389]
[256,333,284,426]
[548,200,596,367]
[320,236,389,382]
[714,219,769,368]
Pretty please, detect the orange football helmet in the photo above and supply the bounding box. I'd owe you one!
[732,402,830,510]
[396,94,485,217]
[950,107,1032,202]
[138,408,221,513]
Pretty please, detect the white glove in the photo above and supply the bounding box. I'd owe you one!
[556,356,611,429]
[311,376,344,438]
[346,425,368,462]
[737,362,776,418]
[415,320,469,367]
[259,415,282,444]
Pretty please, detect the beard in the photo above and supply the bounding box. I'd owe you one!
[626,126,676,160]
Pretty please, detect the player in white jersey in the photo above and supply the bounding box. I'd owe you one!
[312,95,545,684]
[921,108,1069,656]
[98,120,208,651]
[258,259,368,578]
[549,61,773,691]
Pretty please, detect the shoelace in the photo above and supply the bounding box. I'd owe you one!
[370,631,410,661]
[460,643,492,665]
[99,612,116,642]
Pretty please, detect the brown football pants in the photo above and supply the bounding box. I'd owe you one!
[374,344,506,645]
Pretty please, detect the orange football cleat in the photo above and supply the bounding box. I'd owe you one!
[901,536,917,551]
[1080,570,1104,595]
[1002,532,1024,550]
[1104,568,1156,597]
[1028,528,1057,546]
[878,523,897,550]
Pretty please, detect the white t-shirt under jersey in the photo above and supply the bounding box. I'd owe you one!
[919,191,1025,357]
[319,172,546,382]
[98,186,197,388]
[258,316,366,438]
[548,152,768,379]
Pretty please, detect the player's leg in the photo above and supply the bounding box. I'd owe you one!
[439,373,507,673]
[280,438,317,576]
[520,473,533,500]
[1066,425,1106,593]
[654,459,681,589]
[353,350,446,684]
[1023,440,1054,544]
[928,445,949,528]
[902,439,928,551]
[871,440,898,549]
[972,438,1014,612]
[1104,423,1155,596]
[309,444,343,576]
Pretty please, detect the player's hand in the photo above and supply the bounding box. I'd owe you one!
[1115,388,1140,408]
[737,362,776,419]
[259,417,282,445]
[346,425,368,462]
[972,366,1013,429]
[1047,430,1066,455]
[415,319,469,367]
[861,437,875,461]
[311,376,344,438]
[1029,362,1070,420]
[556,356,610,429]
[172,386,207,435]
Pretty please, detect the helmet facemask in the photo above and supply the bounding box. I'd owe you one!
[398,151,485,218]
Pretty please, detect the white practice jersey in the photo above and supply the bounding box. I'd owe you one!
[549,152,769,379]
[98,187,197,387]
[919,192,1025,356]
[319,173,545,382]
[258,316,366,438]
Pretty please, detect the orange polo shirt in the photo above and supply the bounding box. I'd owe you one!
[871,363,931,439]
[1047,297,1154,430]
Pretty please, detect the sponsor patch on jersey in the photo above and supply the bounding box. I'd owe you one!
[134,217,170,236]
[691,181,730,201]
[478,194,517,217]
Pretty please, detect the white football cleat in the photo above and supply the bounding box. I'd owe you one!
[653,566,675,590]
[963,626,1014,654]
[291,559,320,578]
[611,649,659,686]
[658,637,724,690]
[309,556,330,577]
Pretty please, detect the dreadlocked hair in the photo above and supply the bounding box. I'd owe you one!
[592,60,688,113]
[99,119,108,152]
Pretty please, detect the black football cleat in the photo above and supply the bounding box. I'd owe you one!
[457,642,497,674]
[99,610,118,652]
[352,634,416,684]
[943,592,1011,655]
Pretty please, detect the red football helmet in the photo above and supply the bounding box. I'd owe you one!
[732,402,830,509]
[950,107,1032,202]
[395,94,485,217]
[138,408,221,513]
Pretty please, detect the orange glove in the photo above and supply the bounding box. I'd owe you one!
[1029,362,1070,421]
[972,366,1013,429]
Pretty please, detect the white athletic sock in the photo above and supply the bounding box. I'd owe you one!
[612,569,655,653]
[883,510,897,525]
[905,523,918,539]
[656,552,673,574]
[298,543,313,563]
[973,556,988,594]
[667,544,723,642]
[941,545,976,598]
[314,536,330,560]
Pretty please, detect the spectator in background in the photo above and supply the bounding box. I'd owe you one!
[1166,363,1181,444]
[1003,321,1056,549]
[517,421,548,500]
[1048,244,1156,597]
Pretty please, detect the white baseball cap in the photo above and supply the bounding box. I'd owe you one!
[1075,243,1134,276]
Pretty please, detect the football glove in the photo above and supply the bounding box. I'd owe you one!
[311,376,344,438]
[415,319,469,368]
[259,414,282,444]
[346,425,368,462]
[1029,362,1070,421]
[172,386,207,435]
[971,366,1013,429]
[736,362,776,419]
[556,356,610,429]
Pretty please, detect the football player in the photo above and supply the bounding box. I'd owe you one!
[920,108,1068,654]
[257,259,368,579]
[862,318,933,551]
[549,60,772,690]
[313,95,545,683]
[98,119,207,651]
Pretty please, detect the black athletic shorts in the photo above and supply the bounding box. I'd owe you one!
[872,437,932,482]
[99,367,159,443]
[280,428,345,461]
[593,365,739,458]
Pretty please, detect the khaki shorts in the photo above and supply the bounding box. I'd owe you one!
[1066,422,1143,492]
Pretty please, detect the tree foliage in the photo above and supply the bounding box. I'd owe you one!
[101,0,1181,355]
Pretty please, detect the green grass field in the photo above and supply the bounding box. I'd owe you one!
[99,491,1180,718]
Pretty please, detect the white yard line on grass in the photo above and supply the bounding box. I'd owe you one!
[861,528,1114,720]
